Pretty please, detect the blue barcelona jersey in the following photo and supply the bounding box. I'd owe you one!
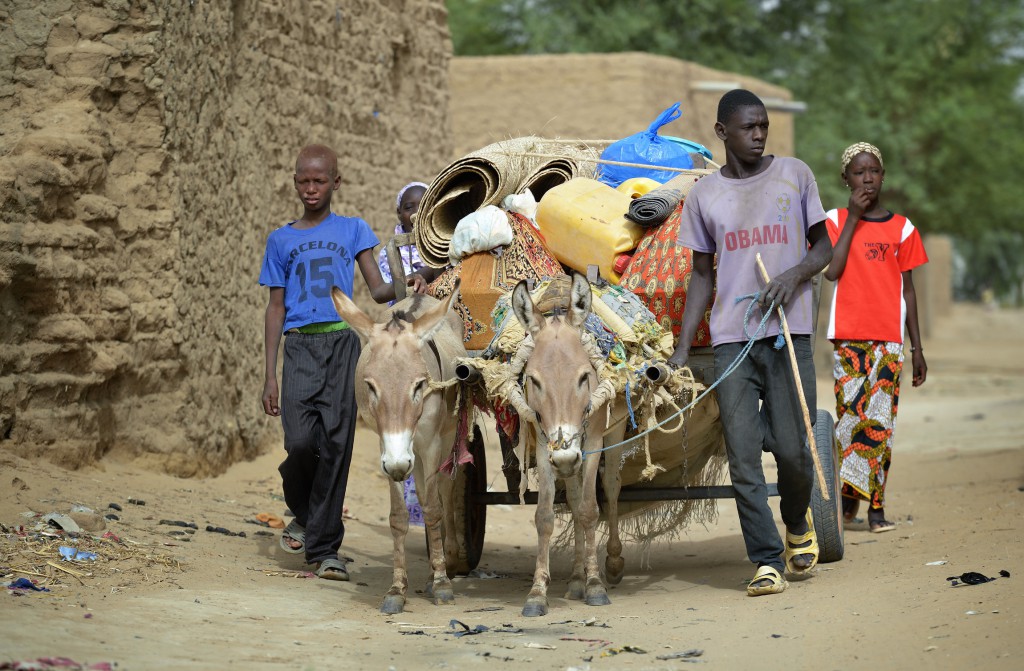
[259,213,379,332]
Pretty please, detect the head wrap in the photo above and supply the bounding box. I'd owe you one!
[841,143,884,173]
[396,181,429,210]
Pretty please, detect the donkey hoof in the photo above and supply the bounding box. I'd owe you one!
[521,600,548,617]
[433,587,455,605]
[605,556,625,585]
[380,595,406,614]
[585,591,611,607]
[564,581,585,601]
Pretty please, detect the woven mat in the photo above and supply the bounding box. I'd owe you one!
[625,169,715,228]
[415,137,600,268]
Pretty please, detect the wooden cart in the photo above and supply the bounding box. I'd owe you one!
[385,235,844,574]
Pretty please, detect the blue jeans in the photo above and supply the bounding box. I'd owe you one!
[713,335,815,571]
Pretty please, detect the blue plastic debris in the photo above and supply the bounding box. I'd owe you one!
[59,546,98,561]
[7,578,49,592]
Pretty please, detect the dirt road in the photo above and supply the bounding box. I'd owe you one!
[2,303,1022,670]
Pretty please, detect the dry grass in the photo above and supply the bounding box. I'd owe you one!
[0,524,183,590]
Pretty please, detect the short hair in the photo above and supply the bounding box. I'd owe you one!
[841,142,884,173]
[717,89,765,124]
[296,144,338,176]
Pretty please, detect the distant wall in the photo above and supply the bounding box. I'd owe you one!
[0,0,452,475]
[450,52,797,162]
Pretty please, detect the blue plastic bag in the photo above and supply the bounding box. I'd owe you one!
[598,103,696,187]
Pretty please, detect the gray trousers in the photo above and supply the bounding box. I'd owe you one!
[713,335,816,571]
[280,329,360,565]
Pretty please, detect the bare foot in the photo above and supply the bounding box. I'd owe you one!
[842,497,861,523]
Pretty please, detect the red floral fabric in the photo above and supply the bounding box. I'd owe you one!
[620,202,714,347]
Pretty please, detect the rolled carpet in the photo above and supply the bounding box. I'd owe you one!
[415,137,600,268]
[625,169,716,228]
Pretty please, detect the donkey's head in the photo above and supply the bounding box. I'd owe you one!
[331,282,460,482]
[512,272,598,480]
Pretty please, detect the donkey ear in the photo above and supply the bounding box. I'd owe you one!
[331,287,375,341]
[567,271,592,328]
[413,278,460,343]
[512,279,543,336]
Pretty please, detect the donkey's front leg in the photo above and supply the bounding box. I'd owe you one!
[563,473,588,601]
[381,479,410,614]
[523,460,556,617]
[579,448,610,607]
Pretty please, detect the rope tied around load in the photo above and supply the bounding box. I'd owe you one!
[582,290,780,457]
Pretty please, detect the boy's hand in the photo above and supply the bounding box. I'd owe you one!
[666,347,689,371]
[407,273,430,295]
[262,379,281,416]
[759,268,802,310]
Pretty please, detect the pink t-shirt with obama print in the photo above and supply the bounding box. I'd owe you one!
[677,156,827,346]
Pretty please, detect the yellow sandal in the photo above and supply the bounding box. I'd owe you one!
[785,508,819,576]
[747,565,788,596]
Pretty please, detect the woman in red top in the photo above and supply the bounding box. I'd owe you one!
[824,143,928,533]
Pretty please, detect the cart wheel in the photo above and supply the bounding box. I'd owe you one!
[426,425,488,576]
[810,409,844,562]
[460,424,488,572]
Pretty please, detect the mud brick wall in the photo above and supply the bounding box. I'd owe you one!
[0,0,452,475]
[450,53,796,161]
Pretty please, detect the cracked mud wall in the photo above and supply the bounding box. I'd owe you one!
[0,0,452,475]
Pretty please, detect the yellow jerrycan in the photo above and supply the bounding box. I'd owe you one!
[616,177,662,199]
[535,178,644,284]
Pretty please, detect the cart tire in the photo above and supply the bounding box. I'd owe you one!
[460,424,488,573]
[810,409,844,562]
[424,426,488,576]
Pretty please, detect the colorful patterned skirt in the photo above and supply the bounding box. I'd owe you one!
[833,340,904,509]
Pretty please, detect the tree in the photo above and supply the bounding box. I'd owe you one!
[446,0,1024,301]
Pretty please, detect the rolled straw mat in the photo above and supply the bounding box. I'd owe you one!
[415,137,600,268]
[625,169,716,228]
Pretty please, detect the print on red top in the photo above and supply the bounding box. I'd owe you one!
[825,208,928,343]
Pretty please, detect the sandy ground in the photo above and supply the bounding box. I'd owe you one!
[2,302,1022,671]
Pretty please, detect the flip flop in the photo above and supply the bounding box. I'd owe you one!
[279,520,305,554]
[868,508,897,533]
[784,508,819,576]
[256,512,286,529]
[315,557,350,581]
[747,565,787,596]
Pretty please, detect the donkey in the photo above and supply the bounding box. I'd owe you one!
[331,282,465,615]
[510,271,628,617]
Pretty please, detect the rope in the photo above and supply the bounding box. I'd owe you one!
[427,377,460,393]
[624,379,637,430]
[583,292,780,456]
[492,151,718,175]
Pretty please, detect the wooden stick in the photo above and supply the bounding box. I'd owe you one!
[46,560,87,585]
[491,151,722,172]
[754,254,829,500]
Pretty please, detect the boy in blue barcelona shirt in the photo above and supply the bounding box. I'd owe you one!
[260,144,427,580]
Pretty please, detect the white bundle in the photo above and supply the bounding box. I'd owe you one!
[447,205,514,265]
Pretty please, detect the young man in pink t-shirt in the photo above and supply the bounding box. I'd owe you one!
[667,89,833,596]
